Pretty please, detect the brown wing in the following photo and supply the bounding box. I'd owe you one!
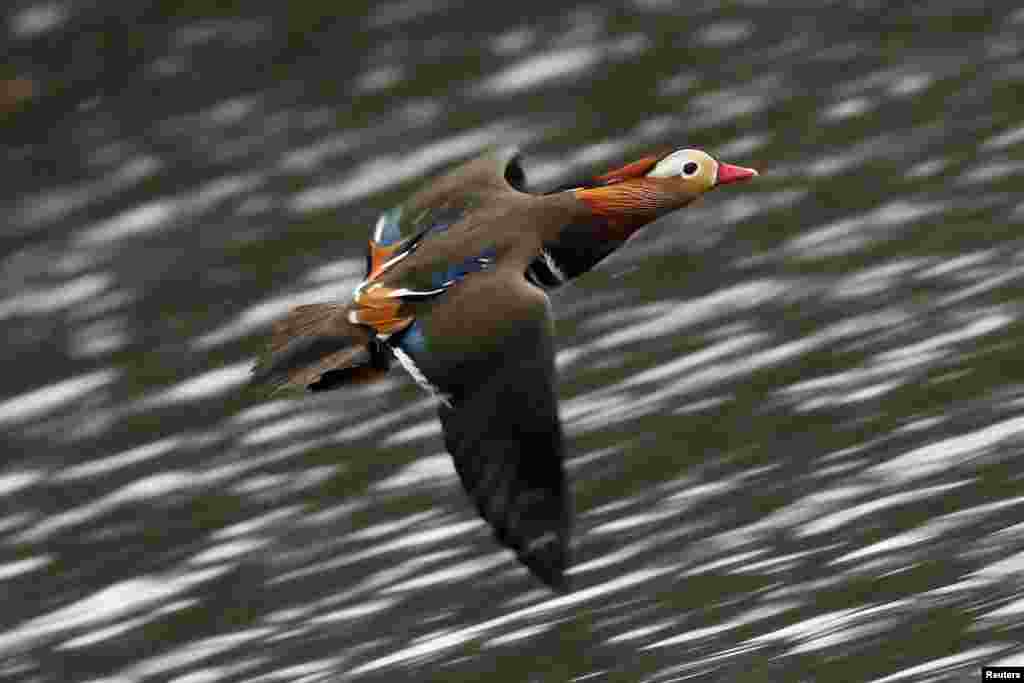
[428,282,570,590]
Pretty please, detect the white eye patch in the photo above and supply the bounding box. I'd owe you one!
[646,149,704,178]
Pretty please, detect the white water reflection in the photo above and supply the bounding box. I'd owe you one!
[15,156,163,229]
[346,567,673,677]
[696,20,753,46]
[0,470,44,495]
[833,495,1024,566]
[797,481,973,537]
[10,3,67,37]
[16,471,194,543]
[789,200,947,258]
[58,437,181,481]
[0,555,51,580]
[823,96,873,121]
[478,46,601,95]
[0,369,117,426]
[984,124,1024,150]
[870,413,1024,483]
[76,201,175,245]
[0,567,231,654]
[241,412,336,446]
[374,453,453,490]
[383,554,507,593]
[115,626,272,680]
[289,122,543,211]
[143,360,251,407]
[560,280,784,369]
[0,273,114,318]
[765,602,907,655]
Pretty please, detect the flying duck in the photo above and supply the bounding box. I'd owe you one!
[251,146,757,590]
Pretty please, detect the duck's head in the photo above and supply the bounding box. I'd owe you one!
[569,148,758,235]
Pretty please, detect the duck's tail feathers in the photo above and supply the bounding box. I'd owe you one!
[250,303,391,393]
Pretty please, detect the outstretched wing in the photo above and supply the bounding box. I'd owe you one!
[429,284,570,590]
[370,148,609,293]
[367,147,525,278]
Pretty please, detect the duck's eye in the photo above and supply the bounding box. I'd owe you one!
[682,161,699,176]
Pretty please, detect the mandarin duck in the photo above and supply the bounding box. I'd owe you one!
[251,146,757,590]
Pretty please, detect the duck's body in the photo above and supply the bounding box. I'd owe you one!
[252,145,756,589]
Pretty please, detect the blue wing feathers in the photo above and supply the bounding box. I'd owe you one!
[372,206,404,246]
[429,247,497,289]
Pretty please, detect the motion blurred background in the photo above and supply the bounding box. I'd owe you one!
[3,1,1024,681]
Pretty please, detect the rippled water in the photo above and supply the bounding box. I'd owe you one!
[4,1,1024,681]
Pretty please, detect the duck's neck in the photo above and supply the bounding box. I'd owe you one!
[574,181,686,242]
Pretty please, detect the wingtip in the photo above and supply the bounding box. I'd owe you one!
[519,533,571,592]
[525,562,571,593]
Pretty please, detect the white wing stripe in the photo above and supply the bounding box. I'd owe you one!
[542,250,567,284]
[392,346,452,407]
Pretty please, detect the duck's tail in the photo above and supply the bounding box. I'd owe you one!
[250,303,392,393]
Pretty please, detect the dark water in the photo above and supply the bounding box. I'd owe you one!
[4,1,1024,681]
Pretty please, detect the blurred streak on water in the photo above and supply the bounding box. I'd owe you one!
[3,1,1024,681]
